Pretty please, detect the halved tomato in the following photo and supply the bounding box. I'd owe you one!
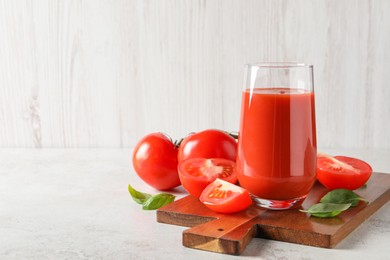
[317,154,373,190]
[200,179,252,213]
[178,158,237,198]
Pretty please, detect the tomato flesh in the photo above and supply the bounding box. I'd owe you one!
[178,158,237,198]
[200,179,252,213]
[316,154,373,190]
[178,129,237,162]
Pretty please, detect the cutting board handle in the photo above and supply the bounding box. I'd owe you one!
[182,210,260,255]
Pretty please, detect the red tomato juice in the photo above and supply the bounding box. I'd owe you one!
[237,88,317,200]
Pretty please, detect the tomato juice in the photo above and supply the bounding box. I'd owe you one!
[237,88,317,201]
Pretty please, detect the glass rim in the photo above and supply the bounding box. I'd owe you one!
[245,62,313,69]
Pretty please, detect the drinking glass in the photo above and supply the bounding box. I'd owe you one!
[237,63,317,210]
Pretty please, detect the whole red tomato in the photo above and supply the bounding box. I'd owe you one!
[178,129,237,162]
[132,133,181,190]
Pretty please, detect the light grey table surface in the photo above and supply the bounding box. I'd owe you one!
[1,148,389,260]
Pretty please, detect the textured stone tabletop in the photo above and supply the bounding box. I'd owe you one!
[0,148,389,260]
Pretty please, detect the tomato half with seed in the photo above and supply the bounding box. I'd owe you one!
[316,154,373,190]
[200,179,252,213]
[178,158,237,198]
[178,129,237,162]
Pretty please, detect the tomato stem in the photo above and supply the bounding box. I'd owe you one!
[174,138,183,148]
[227,131,239,140]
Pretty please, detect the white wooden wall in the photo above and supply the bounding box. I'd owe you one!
[0,0,389,149]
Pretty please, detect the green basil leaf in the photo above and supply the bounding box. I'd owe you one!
[142,193,176,210]
[300,203,352,218]
[309,211,345,218]
[128,184,152,205]
[320,189,368,207]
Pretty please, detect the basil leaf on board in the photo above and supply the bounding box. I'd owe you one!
[300,203,352,218]
[142,193,176,210]
[307,211,345,218]
[320,189,368,207]
[128,184,152,205]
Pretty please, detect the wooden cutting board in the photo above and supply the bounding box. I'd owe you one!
[156,172,390,255]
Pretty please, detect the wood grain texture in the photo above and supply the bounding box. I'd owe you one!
[157,172,390,255]
[0,0,389,148]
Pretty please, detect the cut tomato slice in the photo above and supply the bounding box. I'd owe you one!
[178,158,237,198]
[200,179,252,213]
[317,154,373,190]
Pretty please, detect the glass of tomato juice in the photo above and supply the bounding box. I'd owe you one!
[237,63,317,210]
